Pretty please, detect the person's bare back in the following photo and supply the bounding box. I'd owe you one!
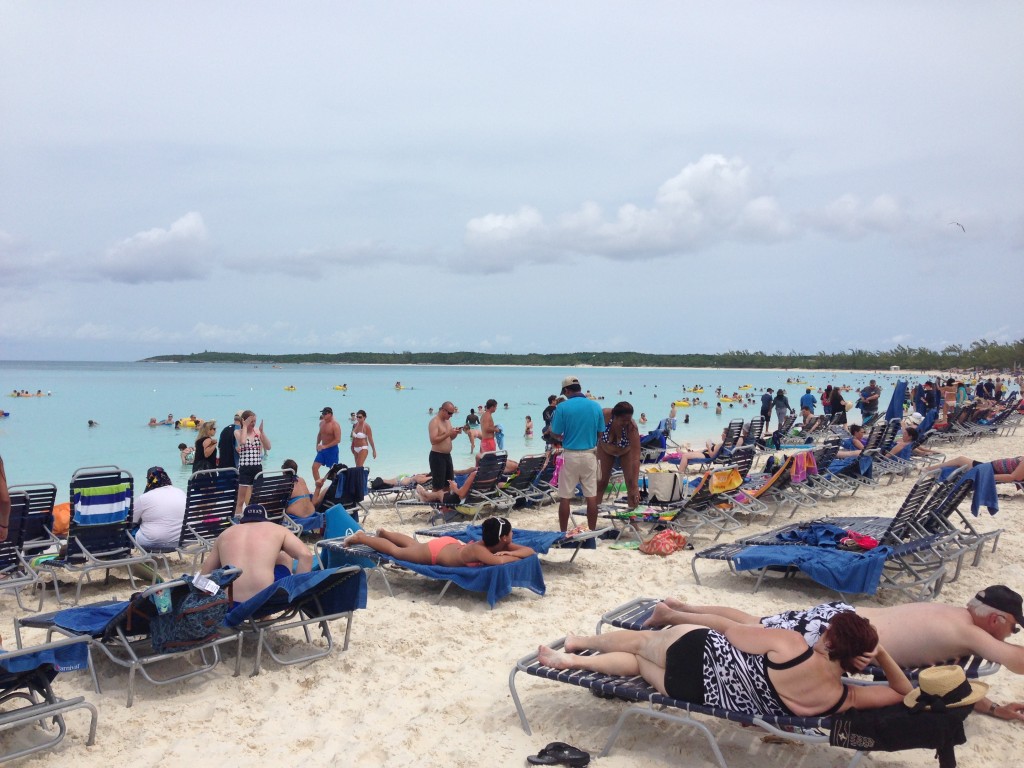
[201,521,311,603]
[859,603,996,667]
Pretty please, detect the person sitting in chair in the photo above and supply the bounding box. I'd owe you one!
[344,516,534,567]
[281,459,317,519]
[200,503,312,604]
[415,469,477,507]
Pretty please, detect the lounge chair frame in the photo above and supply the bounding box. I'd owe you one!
[0,636,98,761]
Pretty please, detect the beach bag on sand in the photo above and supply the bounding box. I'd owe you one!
[639,530,688,556]
[644,471,685,503]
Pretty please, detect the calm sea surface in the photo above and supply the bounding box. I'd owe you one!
[0,361,922,495]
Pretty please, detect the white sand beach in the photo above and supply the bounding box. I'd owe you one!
[4,429,1023,768]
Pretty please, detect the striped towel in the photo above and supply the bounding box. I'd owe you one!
[73,481,131,525]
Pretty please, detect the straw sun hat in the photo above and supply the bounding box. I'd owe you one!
[904,665,988,711]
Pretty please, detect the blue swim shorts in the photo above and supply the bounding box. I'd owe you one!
[314,446,339,466]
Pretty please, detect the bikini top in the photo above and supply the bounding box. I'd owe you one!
[600,420,630,449]
[764,645,849,716]
[352,430,367,439]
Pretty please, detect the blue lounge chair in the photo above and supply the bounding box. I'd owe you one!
[510,639,858,768]
[223,565,367,676]
[15,568,242,706]
[596,597,1001,683]
[37,466,159,605]
[0,636,97,761]
[316,532,545,608]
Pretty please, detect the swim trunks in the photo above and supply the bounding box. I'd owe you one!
[479,437,497,453]
[426,536,464,565]
[315,446,339,466]
[428,450,454,490]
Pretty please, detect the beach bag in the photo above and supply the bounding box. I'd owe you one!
[147,574,233,653]
[645,471,685,503]
[639,529,688,556]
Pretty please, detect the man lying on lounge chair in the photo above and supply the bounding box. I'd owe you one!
[200,504,313,603]
[643,585,1024,723]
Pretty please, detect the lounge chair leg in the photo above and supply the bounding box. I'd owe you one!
[507,667,532,735]
[601,706,729,768]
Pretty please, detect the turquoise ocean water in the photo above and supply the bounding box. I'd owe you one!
[0,361,922,494]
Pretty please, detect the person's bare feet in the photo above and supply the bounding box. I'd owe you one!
[415,486,430,502]
[661,596,688,611]
[538,645,573,670]
[562,633,584,653]
[644,602,679,627]
[343,531,365,546]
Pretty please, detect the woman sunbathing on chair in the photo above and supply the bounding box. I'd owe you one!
[345,517,535,567]
[537,612,912,718]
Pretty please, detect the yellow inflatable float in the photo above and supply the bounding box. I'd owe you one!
[739,384,752,390]
[672,400,691,407]
[284,386,296,392]
[687,387,704,393]
[719,397,738,403]
[333,385,347,391]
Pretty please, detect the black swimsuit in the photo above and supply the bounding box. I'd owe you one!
[663,629,849,717]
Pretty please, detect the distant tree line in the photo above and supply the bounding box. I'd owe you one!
[141,339,1024,371]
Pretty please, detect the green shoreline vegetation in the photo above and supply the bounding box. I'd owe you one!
[142,340,1024,371]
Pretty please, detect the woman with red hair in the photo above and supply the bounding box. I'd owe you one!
[537,612,911,717]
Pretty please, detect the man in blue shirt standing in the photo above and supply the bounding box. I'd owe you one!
[799,387,817,414]
[858,380,881,421]
[549,375,605,532]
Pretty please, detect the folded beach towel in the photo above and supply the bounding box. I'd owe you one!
[775,523,848,547]
[733,544,893,594]
[73,481,131,525]
[0,641,90,675]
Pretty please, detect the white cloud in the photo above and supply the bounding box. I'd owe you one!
[98,212,209,283]
[461,155,793,268]
[808,194,906,238]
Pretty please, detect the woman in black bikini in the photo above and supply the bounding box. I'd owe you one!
[596,401,642,507]
[537,612,912,717]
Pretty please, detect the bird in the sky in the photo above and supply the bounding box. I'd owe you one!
[949,221,965,232]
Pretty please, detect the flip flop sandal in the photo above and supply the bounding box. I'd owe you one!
[529,743,591,767]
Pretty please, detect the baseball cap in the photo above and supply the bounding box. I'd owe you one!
[321,406,333,415]
[561,376,580,389]
[976,585,1024,628]
[239,504,269,524]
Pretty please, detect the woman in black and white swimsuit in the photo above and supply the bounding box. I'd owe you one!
[537,612,911,718]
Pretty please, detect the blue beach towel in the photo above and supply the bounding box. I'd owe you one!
[224,568,367,627]
[884,380,908,422]
[53,600,128,636]
[943,463,998,516]
[775,523,848,547]
[391,555,545,607]
[0,641,90,674]
[733,545,892,595]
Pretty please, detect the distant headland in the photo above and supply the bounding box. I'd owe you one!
[140,341,1022,371]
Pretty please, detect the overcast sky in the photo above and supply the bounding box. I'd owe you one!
[2,2,1022,361]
